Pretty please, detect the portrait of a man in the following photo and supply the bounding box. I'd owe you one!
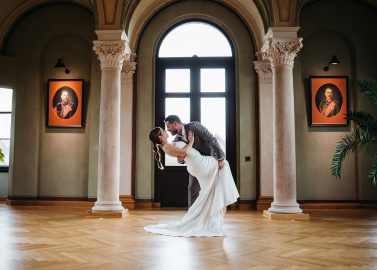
[52,87,78,119]
[315,83,342,118]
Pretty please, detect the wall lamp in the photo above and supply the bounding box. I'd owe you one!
[323,55,341,71]
[54,58,70,74]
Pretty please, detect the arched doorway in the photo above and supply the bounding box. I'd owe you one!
[135,0,256,207]
[154,21,236,207]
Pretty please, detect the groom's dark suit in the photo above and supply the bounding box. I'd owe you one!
[174,121,225,207]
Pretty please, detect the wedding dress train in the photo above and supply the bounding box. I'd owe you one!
[144,141,240,237]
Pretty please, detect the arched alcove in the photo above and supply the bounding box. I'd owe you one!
[296,0,377,201]
[2,3,98,200]
[134,0,256,204]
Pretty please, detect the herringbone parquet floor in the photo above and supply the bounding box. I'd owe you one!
[1,204,377,270]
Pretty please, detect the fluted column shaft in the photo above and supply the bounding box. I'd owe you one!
[120,60,137,196]
[262,28,303,214]
[92,39,130,212]
[253,60,273,198]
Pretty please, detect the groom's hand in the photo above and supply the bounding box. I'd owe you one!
[218,160,225,169]
[177,156,185,164]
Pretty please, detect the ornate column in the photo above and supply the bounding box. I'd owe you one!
[253,59,273,211]
[119,58,137,209]
[261,27,309,219]
[90,31,130,217]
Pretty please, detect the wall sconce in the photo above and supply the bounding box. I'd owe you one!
[323,55,341,71]
[54,58,70,74]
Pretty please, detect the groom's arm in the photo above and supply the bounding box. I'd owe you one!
[188,121,225,160]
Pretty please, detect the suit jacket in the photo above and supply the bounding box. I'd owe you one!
[174,121,225,160]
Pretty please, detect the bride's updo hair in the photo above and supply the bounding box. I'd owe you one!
[149,127,164,170]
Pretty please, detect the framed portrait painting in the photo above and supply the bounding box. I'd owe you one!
[47,79,84,127]
[309,76,349,126]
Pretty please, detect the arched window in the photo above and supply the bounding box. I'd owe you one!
[155,21,236,207]
[0,88,13,170]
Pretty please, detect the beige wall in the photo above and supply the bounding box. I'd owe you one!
[2,3,98,198]
[1,0,377,202]
[296,0,377,200]
[136,0,256,200]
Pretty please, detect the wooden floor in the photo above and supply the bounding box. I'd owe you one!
[1,204,377,270]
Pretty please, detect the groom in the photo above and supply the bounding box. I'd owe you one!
[164,115,225,207]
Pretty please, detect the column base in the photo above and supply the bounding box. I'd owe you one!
[263,210,310,221]
[88,209,129,218]
[91,200,125,212]
[268,201,303,214]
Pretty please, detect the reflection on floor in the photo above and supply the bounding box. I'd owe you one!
[1,204,377,269]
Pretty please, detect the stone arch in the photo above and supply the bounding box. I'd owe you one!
[126,0,266,52]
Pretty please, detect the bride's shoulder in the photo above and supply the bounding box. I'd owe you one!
[164,141,185,149]
[162,142,175,149]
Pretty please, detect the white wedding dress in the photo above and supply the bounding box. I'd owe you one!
[144,141,240,237]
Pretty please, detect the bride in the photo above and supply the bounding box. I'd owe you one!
[145,127,239,237]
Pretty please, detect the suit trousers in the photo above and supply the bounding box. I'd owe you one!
[188,174,201,207]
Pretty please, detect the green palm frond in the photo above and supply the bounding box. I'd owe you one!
[332,79,377,182]
[346,111,377,137]
[0,148,4,163]
[331,128,372,178]
[368,153,377,185]
[358,79,377,106]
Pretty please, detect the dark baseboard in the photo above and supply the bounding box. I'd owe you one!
[257,198,377,211]
[7,196,96,201]
[134,199,161,209]
[6,198,94,207]
[299,200,377,209]
[4,196,377,210]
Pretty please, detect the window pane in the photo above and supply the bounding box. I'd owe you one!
[0,139,10,167]
[0,88,13,112]
[165,98,190,166]
[159,22,232,57]
[0,114,11,139]
[166,69,190,93]
[201,98,226,153]
[201,69,225,92]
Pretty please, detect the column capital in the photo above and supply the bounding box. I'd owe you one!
[121,60,137,85]
[261,37,303,67]
[253,60,272,84]
[93,40,131,70]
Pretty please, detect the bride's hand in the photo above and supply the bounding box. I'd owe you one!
[188,130,194,143]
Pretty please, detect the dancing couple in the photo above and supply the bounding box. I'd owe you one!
[145,115,239,237]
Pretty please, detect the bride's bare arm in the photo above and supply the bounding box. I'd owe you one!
[163,131,194,157]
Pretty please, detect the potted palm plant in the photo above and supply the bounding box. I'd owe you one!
[331,80,377,184]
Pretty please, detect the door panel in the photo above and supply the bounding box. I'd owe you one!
[161,168,190,208]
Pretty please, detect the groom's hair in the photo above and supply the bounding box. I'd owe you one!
[164,115,182,124]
